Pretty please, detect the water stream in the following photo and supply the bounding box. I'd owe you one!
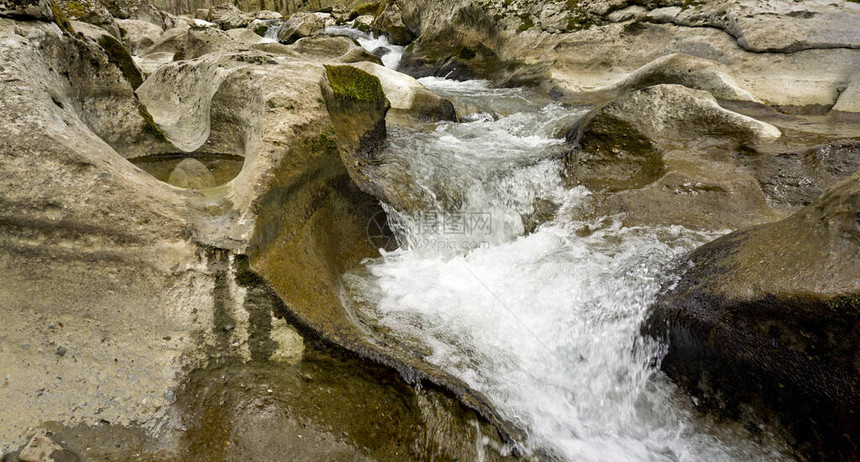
[335,35,794,461]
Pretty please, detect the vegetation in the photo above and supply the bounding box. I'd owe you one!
[324,65,385,102]
[98,34,144,89]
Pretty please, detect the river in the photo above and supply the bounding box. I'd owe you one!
[321,28,796,461]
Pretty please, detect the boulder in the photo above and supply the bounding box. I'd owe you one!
[252,9,280,20]
[193,8,207,19]
[564,84,796,230]
[352,13,373,33]
[167,158,217,189]
[566,84,780,192]
[206,3,249,30]
[645,171,860,460]
[320,64,388,178]
[371,0,414,45]
[606,54,762,104]
[117,18,164,55]
[277,11,324,44]
[289,35,382,65]
[0,0,53,21]
[53,0,120,37]
[349,61,456,122]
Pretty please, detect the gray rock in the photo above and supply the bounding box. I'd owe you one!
[348,61,456,122]
[566,84,779,191]
[54,0,121,38]
[645,171,860,460]
[610,53,761,103]
[277,12,324,44]
[118,19,163,56]
[371,1,414,45]
[0,0,53,21]
[206,3,249,30]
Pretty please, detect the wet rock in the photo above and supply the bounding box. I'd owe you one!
[348,61,457,122]
[565,84,791,230]
[166,158,217,189]
[206,3,249,30]
[277,11,323,44]
[566,84,779,191]
[17,432,78,462]
[320,64,388,194]
[394,0,501,80]
[371,1,414,45]
[645,171,860,461]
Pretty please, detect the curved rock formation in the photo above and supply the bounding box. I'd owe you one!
[644,171,860,460]
[0,5,519,459]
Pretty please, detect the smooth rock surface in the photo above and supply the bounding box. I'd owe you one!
[645,171,860,460]
[348,61,456,121]
[276,11,323,44]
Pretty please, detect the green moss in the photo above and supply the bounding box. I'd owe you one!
[517,14,534,32]
[324,65,385,103]
[49,0,75,34]
[354,21,371,33]
[348,1,380,20]
[564,0,595,31]
[138,103,167,141]
[98,34,144,89]
[61,0,90,18]
[826,294,860,312]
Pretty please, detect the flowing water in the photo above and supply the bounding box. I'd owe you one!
[339,65,794,459]
[325,25,405,69]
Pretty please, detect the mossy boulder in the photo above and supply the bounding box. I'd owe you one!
[320,64,389,199]
[324,63,385,102]
[97,33,144,88]
[55,0,120,37]
[347,0,378,20]
[644,171,860,460]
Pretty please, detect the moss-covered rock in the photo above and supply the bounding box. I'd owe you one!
[324,64,385,102]
[644,171,860,460]
[98,33,144,89]
[347,0,378,20]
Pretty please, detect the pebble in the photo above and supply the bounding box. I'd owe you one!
[56,346,67,357]
[21,344,30,350]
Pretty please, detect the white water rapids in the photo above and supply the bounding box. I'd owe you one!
[337,74,793,460]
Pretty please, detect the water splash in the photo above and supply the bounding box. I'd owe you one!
[325,25,405,69]
[343,79,793,460]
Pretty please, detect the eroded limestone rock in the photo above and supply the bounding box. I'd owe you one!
[276,11,323,44]
[645,171,860,460]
